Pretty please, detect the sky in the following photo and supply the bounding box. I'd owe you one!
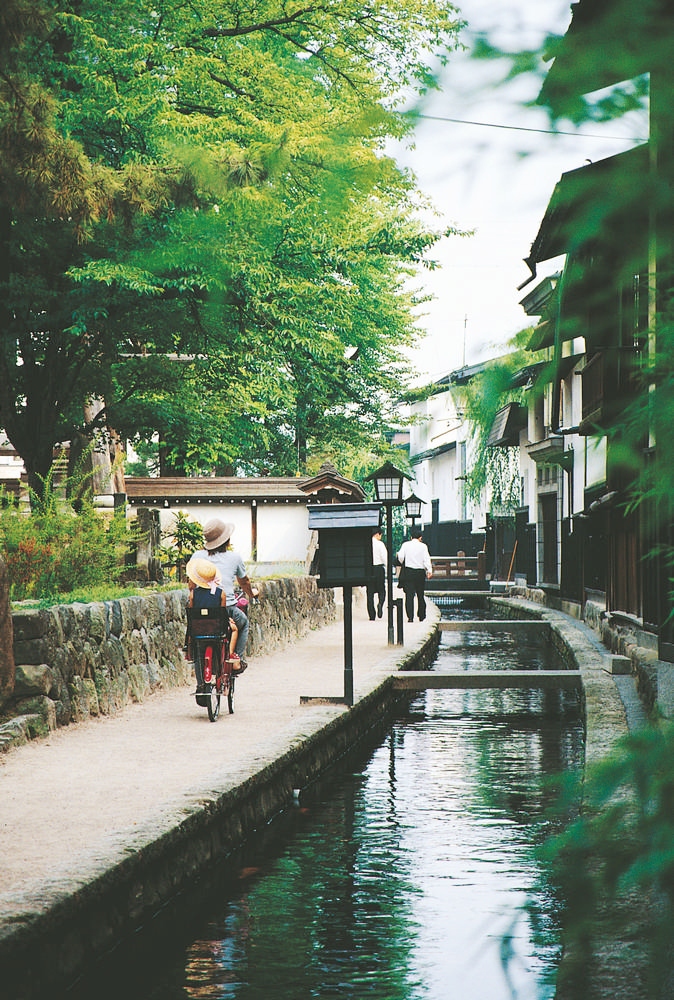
[395,0,649,383]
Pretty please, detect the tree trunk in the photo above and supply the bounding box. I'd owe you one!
[0,555,15,706]
[23,441,59,507]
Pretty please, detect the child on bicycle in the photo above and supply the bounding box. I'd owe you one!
[185,557,240,677]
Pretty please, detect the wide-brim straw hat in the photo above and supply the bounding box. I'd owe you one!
[202,518,235,551]
[186,557,222,591]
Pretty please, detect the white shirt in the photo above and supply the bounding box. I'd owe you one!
[397,537,432,575]
[372,537,387,568]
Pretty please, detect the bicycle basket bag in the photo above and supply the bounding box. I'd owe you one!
[187,607,229,637]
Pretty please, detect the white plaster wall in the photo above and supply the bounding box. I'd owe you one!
[585,436,607,491]
[430,449,459,522]
[409,398,432,456]
[563,435,584,515]
[132,504,253,560]
[256,503,310,562]
[413,459,430,501]
[127,501,315,564]
[410,387,465,460]
[519,440,537,512]
[410,385,480,526]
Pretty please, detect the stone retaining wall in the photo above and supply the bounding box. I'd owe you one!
[2,579,335,750]
[502,585,674,720]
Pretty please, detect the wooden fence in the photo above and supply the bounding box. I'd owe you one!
[430,551,486,581]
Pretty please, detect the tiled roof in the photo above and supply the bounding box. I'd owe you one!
[486,403,527,448]
[125,477,311,503]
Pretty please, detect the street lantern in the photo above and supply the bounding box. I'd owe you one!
[369,461,407,503]
[365,461,412,644]
[404,492,424,524]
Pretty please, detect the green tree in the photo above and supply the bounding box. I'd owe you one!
[160,511,203,581]
[0,0,464,496]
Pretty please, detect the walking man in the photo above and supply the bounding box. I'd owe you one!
[397,527,432,622]
[367,527,387,621]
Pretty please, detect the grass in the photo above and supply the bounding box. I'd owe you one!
[12,580,186,610]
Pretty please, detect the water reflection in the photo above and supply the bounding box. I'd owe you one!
[67,616,582,1000]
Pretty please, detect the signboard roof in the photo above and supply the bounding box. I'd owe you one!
[307,502,381,531]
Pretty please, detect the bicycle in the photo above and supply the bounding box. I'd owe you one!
[187,607,236,721]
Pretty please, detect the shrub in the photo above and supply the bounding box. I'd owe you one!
[0,488,132,601]
[159,511,204,582]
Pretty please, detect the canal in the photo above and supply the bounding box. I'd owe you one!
[66,608,583,1000]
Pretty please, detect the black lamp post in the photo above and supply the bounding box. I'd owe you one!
[366,461,412,644]
[404,492,425,526]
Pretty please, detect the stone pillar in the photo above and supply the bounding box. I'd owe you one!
[0,555,15,704]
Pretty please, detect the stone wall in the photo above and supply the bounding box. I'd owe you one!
[3,578,335,750]
[505,585,674,720]
[244,577,344,656]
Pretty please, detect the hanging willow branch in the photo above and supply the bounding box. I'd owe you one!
[460,335,537,514]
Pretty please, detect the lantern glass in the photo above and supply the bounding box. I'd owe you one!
[405,495,423,519]
[374,475,403,502]
[366,461,408,504]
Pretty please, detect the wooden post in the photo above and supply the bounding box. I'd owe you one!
[251,500,258,562]
[507,540,519,582]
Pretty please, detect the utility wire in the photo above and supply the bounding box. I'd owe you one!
[416,113,647,143]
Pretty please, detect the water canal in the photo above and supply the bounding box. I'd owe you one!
[66,605,583,1000]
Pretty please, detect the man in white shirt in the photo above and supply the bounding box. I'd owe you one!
[397,527,432,622]
[367,528,388,620]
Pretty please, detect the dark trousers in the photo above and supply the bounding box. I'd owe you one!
[403,568,427,621]
[366,565,386,619]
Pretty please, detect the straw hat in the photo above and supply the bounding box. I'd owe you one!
[202,518,235,551]
[186,557,222,592]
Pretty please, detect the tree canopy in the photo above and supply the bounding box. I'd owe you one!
[0,0,464,493]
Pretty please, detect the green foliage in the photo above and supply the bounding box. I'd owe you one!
[0,452,132,599]
[459,335,538,514]
[13,581,184,610]
[0,0,465,493]
[124,438,160,478]
[540,722,674,996]
[159,511,203,581]
[470,7,653,129]
[0,492,131,601]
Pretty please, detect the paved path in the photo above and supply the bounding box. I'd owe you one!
[0,592,438,935]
